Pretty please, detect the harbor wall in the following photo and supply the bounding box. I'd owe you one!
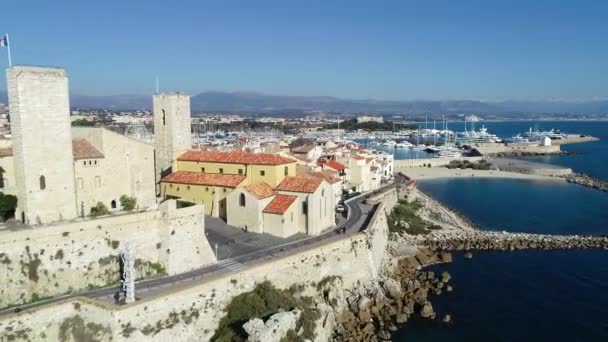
[0,200,216,309]
[0,202,392,342]
[394,156,483,169]
[473,142,561,155]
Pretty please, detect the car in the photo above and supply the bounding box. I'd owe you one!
[335,204,345,213]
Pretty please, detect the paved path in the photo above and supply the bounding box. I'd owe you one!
[0,181,399,315]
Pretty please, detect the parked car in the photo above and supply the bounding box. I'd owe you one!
[335,204,345,213]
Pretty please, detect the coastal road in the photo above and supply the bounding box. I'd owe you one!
[0,181,399,315]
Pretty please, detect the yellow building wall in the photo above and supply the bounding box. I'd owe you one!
[174,160,297,187]
[161,182,235,219]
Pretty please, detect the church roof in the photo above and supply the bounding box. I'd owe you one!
[72,139,104,159]
[178,150,296,166]
[161,171,246,188]
[263,194,298,215]
[244,182,276,199]
[276,175,324,193]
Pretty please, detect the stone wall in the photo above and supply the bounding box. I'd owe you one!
[0,204,390,341]
[0,200,216,309]
[394,157,483,170]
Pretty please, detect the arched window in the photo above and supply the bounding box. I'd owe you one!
[39,175,46,190]
[239,193,246,207]
[162,109,166,126]
[284,166,289,176]
[111,200,117,209]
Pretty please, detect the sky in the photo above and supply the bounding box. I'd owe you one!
[1,0,607,100]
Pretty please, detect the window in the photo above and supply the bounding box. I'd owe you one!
[223,188,227,193]
[201,167,206,173]
[260,170,265,176]
[291,212,294,222]
[321,189,325,197]
[302,201,308,215]
[94,160,98,165]
[239,193,246,207]
[219,168,224,174]
[205,187,209,192]
[88,161,92,165]
[187,185,190,190]
[83,161,86,166]
[162,109,166,126]
[39,175,46,190]
[284,166,289,176]
[111,200,117,209]
[238,169,243,175]
[77,178,84,190]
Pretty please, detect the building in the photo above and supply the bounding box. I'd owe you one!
[7,66,79,224]
[3,66,157,224]
[154,92,192,192]
[160,150,298,219]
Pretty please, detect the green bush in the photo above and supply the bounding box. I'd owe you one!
[212,281,319,342]
[387,199,437,235]
[0,192,17,221]
[120,195,137,211]
[90,202,109,217]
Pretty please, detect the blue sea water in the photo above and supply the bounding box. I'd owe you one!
[394,121,608,341]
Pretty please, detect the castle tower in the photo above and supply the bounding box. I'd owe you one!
[7,66,78,224]
[153,92,191,192]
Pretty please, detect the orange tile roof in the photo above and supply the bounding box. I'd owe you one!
[308,171,341,184]
[178,150,296,166]
[324,159,345,171]
[276,175,323,193]
[72,139,104,159]
[263,194,298,215]
[244,182,276,199]
[161,171,246,188]
[352,155,365,161]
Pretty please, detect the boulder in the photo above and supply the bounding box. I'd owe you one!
[243,309,301,342]
[420,302,435,319]
[442,314,452,323]
[441,271,451,283]
[382,278,403,299]
[446,285,453,292]
[464,251,473,259]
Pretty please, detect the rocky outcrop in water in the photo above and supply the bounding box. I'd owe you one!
[563,173,608,192]
[411,230,608,251]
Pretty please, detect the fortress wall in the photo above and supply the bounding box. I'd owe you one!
[0,205,390,342]
[0,201,215,309]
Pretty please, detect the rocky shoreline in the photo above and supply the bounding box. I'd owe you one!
[563,172,608,192]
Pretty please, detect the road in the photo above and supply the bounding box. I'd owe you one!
[0,181,398,315]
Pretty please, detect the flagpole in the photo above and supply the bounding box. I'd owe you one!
[6,33,12,67]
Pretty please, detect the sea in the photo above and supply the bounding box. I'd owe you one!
[391,121,608,341]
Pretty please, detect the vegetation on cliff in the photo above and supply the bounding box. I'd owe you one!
[212,281,319,342]
[387,199,441,235]
[445,159,493,170]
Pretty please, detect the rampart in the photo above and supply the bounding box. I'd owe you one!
[0,200,216,309]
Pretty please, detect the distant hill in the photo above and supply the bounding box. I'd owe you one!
[0,90,607,115]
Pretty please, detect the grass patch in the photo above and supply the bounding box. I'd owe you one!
[212,281,319,342]
[387,198,439,235]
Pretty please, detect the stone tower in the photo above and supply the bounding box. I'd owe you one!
[7,66,78,224]
[153,92,191,191]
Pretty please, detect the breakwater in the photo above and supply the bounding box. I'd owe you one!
[414,230,608,251]
[563,173,608,192]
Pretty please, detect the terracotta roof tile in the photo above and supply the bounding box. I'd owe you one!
[244,182,276,199]
[72,139,104,159]
[324,159,345,171]
[263,194,298,215]
[308,171,341,184]
[161,171,246,188]
[178,150,296,166]
[276,175,324,193]
[352,155,365,161]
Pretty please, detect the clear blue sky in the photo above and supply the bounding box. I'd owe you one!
[2,0,607,100]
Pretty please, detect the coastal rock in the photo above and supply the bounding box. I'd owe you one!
[442,314,452,323]
[395,313,409,324]
[420,302,435,319]
[243,309,301,342]
[382,278,402,300]
[441,271,451,283]
[464,251,473,259]
[446,285,453,292]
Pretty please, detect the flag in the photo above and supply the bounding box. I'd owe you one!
[0,35,7,47]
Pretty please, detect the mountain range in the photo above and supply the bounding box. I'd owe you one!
[0,90,607,116]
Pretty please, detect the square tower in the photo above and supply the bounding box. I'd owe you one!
[7,66,78,224]
[153,92,192,190]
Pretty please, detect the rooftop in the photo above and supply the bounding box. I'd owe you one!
[72,139,104,160]
[178,150,296,166]
[276,175,324,193]
[244,182,276,199]
[323,159,345,171]
[161,171,246,188]
[263,194,298,215]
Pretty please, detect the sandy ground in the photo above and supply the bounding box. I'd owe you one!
[402,167,566,182]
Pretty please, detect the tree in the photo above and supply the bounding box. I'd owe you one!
[120,195,137,211]
[0,192,17,221]
[90,202,109,217]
